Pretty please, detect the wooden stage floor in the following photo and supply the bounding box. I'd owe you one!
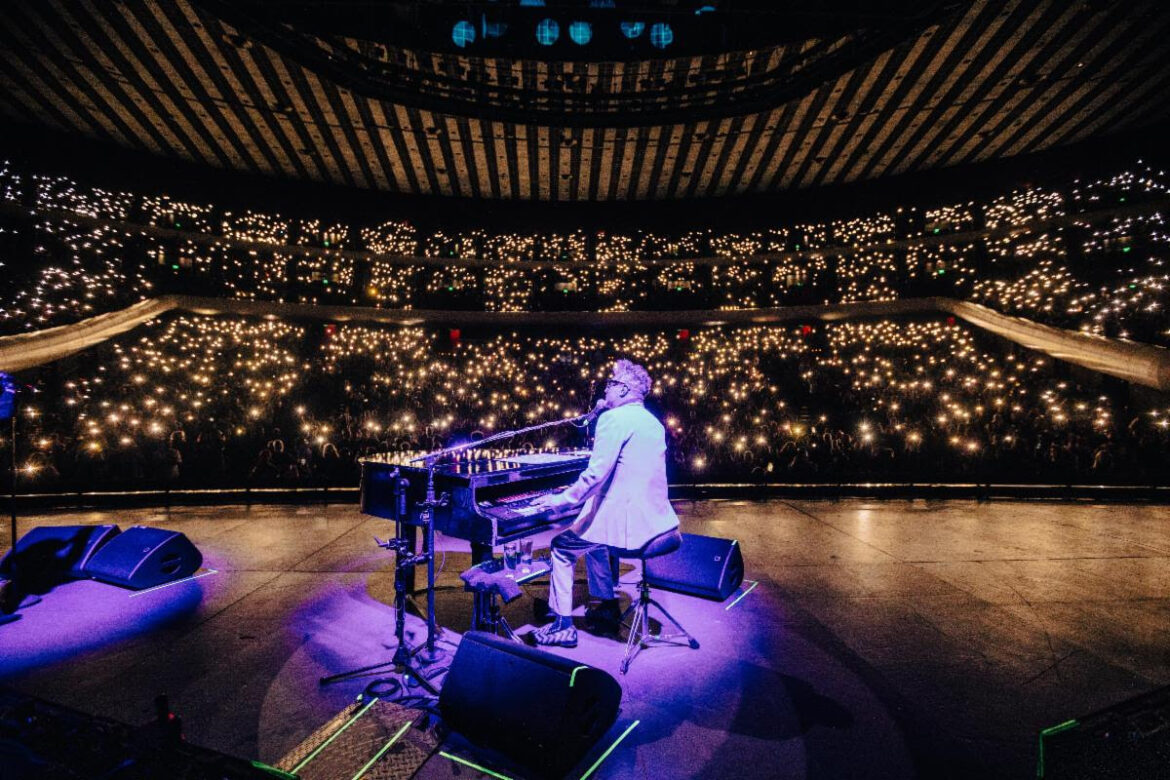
[3,498,1170,779]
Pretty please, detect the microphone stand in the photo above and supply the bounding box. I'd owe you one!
[4,379,19,557]
[319,467,440,694]
[412,456,445,658]
[8,412,14,556]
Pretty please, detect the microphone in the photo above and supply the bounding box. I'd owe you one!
[582,398,608,422]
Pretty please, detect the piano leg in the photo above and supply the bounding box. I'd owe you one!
[472,590,487,633]
[470,543,492,632]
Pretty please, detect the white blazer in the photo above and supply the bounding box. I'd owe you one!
[559,402,679,550]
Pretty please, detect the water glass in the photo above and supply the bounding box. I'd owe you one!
[503,541,520,571]
[519,539,534,567]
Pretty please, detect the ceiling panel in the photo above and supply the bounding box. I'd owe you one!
[0,0,1167,201]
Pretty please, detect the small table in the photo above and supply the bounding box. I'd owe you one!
[459,556,551,642]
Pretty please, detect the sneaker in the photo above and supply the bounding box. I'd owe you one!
[532,623,578,648]
[585,602,622,635]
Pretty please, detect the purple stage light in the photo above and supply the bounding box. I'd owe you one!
[0,573,208,678]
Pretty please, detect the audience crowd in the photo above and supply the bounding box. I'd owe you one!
[1,160,1168,344]
[8,314,1169,492]
[3,158,1170,491]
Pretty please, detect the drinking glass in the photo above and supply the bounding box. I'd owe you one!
[503,541,520,572]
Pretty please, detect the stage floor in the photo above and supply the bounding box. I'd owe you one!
[3,498,1170,779]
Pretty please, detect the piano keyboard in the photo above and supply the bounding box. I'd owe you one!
[478,490,561,522]
[361,449,588,548]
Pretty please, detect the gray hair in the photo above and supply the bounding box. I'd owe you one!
[612,359,652,398]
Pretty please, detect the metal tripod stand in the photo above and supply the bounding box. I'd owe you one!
[319,466,446,694]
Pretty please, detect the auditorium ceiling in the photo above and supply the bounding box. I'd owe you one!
[1,0,1168,201]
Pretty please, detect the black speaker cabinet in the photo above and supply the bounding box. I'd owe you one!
[0,524,121,580]
[1039,685,1170,778]
[438,631,622,778]
[643,532,744,601]
[0,687,288,779]
[83,526,202,590]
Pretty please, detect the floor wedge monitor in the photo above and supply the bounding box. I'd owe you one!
[0,524,121,581]
[438,631,622,778]
[643,532,744,601]
[83,526,202,590]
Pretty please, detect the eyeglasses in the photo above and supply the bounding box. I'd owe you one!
[604,379,627,390]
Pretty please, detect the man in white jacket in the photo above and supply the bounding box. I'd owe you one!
[528,359,679,648]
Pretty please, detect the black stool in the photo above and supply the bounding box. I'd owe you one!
[615,529,699,674]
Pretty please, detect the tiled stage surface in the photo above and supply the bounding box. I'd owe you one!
[4,498,1170,779]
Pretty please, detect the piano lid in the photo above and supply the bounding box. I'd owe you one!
[430,459,524,476]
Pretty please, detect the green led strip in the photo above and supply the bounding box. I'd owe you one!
[440,750,515,780]
[724,580,759,611]
[1036,719,1079,778]
[249,761,298,779]
[128,568,219,597]
[290,697,380,774]
[569,665,589,687]
[351,721,413,780]
[579,720,640,780]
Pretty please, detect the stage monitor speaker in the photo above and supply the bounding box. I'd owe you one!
[1038,684,1170,778]
[0,524,121,580]
[0,686,286,779]
[83,526,202,590]
[643,532,744,601]
[438,631,622,779]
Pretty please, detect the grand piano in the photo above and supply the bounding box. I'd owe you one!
[360,449,589,562]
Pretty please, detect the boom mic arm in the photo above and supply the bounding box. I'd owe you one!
[409,400,606,464]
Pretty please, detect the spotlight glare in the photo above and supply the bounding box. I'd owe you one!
[569,21,592,45]
[620,21,645,39]
[451,20,476,48]
[650,22,673,49]
[536,18,560,45]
